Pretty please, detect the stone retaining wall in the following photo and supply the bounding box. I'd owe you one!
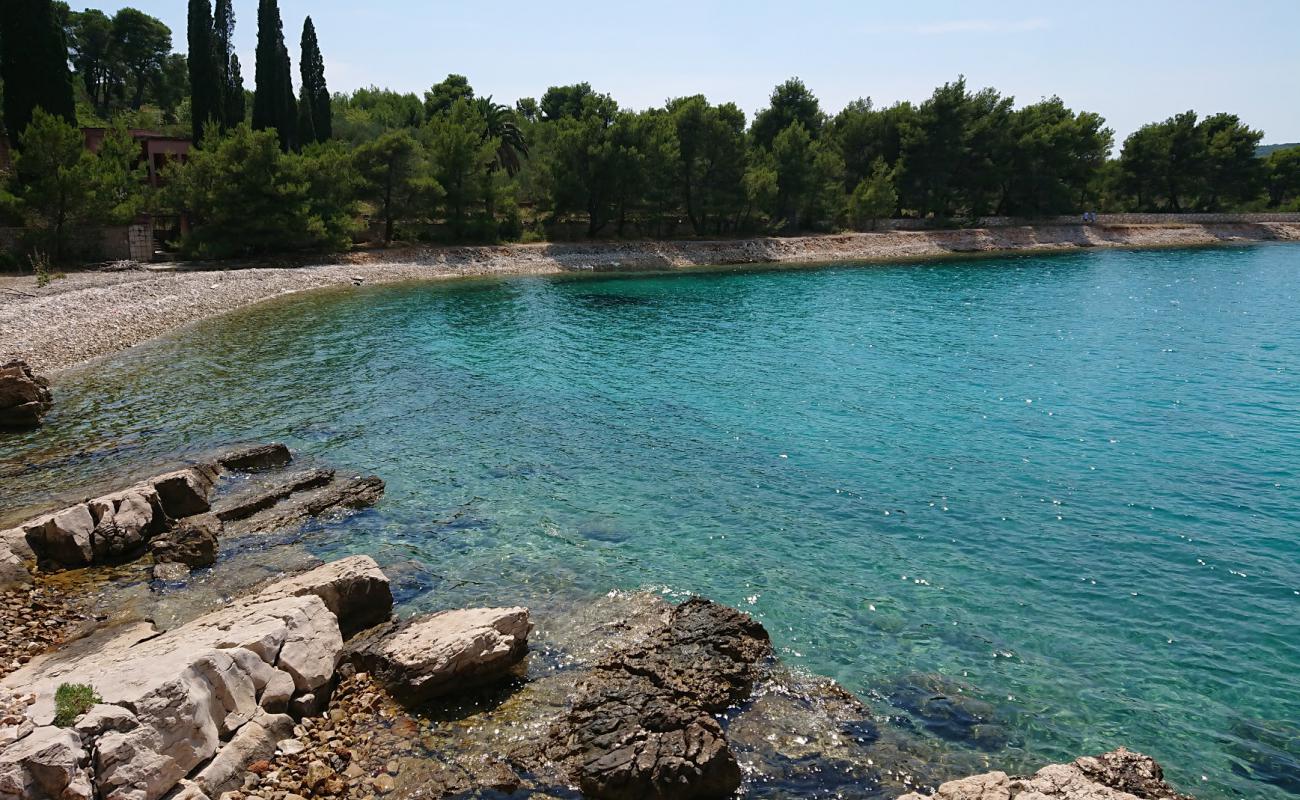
[881,212,1300,230]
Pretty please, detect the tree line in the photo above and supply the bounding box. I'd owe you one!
[1,0,1299,263]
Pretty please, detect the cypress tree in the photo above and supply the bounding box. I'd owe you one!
[0,0,77,148]
[297,83,316,146]
[297,17,330,145]
[187,0,221,143]
[252,0,296,151]
[226,54,247,126]
[213,0,243,127]
[299,17,331,144]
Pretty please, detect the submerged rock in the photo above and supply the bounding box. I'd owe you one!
[1227,718,1300,795]
[0,360,52,429]
[148,513,221,570]
[885,672,1011,751]
[214,442,292,473]
[897,747,1195,800]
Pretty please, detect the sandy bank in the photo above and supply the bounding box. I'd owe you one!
[3,222,1297,374]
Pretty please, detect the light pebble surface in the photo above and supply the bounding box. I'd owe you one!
[3,223,1297,374]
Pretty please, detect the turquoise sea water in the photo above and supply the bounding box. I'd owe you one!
[3,245,1299,797]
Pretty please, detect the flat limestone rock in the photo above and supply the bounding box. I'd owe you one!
[897,748,1195,800]
[357,607,531,704]
[257,554,393,637]
[0,557,393,800]
[0,544,29,592]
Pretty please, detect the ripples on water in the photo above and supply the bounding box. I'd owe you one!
[2,246,1299,798]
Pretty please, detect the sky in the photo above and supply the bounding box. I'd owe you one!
[90,0,1300,146]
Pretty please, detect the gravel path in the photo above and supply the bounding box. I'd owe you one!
[3,223,1297,374]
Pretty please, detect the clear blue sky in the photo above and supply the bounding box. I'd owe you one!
[92,0,1300,145]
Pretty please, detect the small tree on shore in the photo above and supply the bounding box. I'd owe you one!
[848,158,897,230]
[12,112,144,261]
[353,130,442,245]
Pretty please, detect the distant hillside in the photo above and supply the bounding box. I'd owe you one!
[1257,143,1300,157]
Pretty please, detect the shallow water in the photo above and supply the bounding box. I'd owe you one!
[3,245,1299,798]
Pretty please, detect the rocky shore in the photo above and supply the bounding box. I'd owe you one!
[3,222,1298,373]
[0,441,1210,799]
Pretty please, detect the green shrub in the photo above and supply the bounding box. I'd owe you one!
[53,683,101,727]
[30,251,52,288]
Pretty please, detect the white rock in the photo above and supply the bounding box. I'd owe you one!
[257,554,393,637]
[192,711,292,797]
[0,725,94,800]
[372,607,531,702]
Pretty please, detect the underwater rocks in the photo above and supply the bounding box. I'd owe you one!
[885,672,1012,751]
[898,747,1195,800]
[346,607,532,705]
[0,360,52,429]
[543,596,772,800]
[1227,718,1300,795]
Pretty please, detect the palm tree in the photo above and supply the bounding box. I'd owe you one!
[475,96,529,177]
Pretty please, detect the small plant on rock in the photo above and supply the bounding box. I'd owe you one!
[53,682,101,727]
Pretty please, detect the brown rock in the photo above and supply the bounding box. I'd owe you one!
[149,514,222,569]
[545,597,771,800]
[0,360,53,429]
[215,444,293,473]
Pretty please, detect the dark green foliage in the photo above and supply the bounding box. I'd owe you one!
[0,0,78,147]
[669,95,747,235]
[54,683,101,727]
[424,74,473,119]
[214,0,243,127]
[1264,147,1300,209]
[1119,111,1262,211]
[848,159,897,230]
[353,129,441,244]
[225,54,246,126]
[187,0,221,142]
[9,111,143,260]
[166,123,349,256]
[751,77,824,149]
[252,0,296,151]
[540,83,597,122]
[298,17,330,143]
[111,9,172,110]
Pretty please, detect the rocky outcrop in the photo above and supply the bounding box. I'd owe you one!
[0,557,393,800]
[898,748,1195,800]
[544,597,772,800]
[9,467,214,569]
[0,360,52,429]
[148,514,221,569]
[3,444,383,575]
[348,607,531,704]
[257,555,393,638]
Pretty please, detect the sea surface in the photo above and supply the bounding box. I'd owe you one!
[3,245,1299,798]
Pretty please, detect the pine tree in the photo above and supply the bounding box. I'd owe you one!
[0,0,78,148]
[298,17,331,144]
[252,0,296,151]
[187,0,221,143]
[213,0,243,127]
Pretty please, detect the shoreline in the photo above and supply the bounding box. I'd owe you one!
[2,221,1298,374]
